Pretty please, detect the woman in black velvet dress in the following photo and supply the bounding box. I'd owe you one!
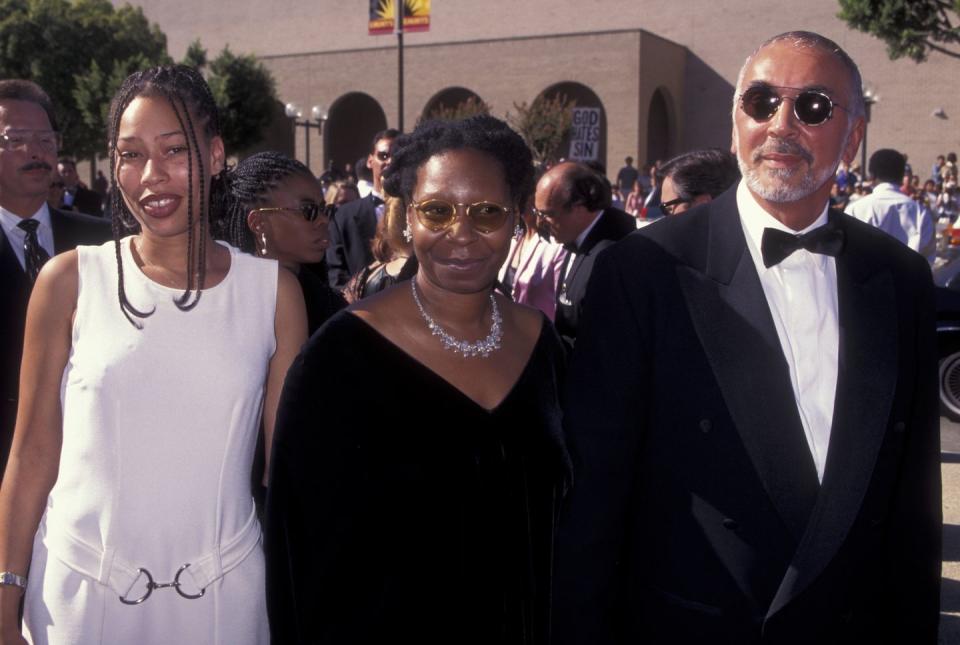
[222,151,346,335]
[265,115,571,644]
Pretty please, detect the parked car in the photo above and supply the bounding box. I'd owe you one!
[937,286,960,420]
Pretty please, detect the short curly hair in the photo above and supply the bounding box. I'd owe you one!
[381,115,534,208]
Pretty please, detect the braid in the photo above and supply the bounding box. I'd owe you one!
[222,151,316,255]
[106,64,223,325]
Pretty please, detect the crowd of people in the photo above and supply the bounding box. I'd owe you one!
[0,28,944,645]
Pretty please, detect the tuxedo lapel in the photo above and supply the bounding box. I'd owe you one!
[767,213,898,617]
[676,195,820,542]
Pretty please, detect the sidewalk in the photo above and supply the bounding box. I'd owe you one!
[941,417,960,643]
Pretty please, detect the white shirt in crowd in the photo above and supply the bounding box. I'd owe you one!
[844,182,935,264]
[737,181,838,483]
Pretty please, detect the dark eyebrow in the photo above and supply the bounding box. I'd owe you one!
[118,131,185,143]
[745,81,837,96]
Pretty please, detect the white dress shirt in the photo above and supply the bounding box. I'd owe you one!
[845,182,935,264]
[0,202,54,272]
[737,181,838,482]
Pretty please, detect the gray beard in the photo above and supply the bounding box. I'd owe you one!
[739,156,840,203]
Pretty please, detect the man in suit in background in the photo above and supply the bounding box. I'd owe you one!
[57,157,103,217]
[326,128,399,289]
[658,147,741,216]
[554,31,940,643]
[534,161,634,348]
[0,79,108,478]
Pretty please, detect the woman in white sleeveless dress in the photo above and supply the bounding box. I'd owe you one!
[0,66,306,645]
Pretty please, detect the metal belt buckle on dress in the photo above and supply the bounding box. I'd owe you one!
[119,563,206,605]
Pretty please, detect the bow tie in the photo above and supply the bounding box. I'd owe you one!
[760,223,845,268]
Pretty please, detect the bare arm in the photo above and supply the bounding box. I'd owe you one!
[262,267,307,485]
[0,252,77,639]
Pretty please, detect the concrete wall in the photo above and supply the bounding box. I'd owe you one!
[111,0,958,179]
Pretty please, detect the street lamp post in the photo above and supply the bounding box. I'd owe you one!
[860,84,879,178]
[285,103,329,170]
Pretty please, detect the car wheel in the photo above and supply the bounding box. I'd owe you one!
[940,351,960,421]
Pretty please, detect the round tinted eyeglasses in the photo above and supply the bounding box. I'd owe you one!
[739,85,849,127]
[410,199,513,234]
[252,202,335,222]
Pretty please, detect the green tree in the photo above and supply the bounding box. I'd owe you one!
[206,46,278,156]
[838,0,960,61]
[506,93,576,166]
[426,96,492,122]
[0,0,169,159]
[181,39,208,70]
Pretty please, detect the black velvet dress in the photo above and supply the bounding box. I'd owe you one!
[297,267,348,335]
[265,311,571,644]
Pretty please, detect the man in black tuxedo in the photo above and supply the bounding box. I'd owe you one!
[534,161,634,348]
[0,80,108,478]
[57,157,103,217]
[325,128,399,289]
[554,31,941,643]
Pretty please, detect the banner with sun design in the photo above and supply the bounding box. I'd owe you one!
[369,0,430,35]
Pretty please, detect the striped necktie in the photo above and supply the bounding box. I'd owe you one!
[17,219,50,283]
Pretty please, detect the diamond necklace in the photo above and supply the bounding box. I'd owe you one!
[410,279,503,358]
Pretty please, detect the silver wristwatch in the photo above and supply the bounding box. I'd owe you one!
[0,571,27,589]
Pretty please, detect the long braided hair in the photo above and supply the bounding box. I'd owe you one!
[221,151,316,255]
[106,65,227,327]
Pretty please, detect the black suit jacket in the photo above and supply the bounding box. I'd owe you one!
[62,185,103,217]
[0,208,109,476]
[326,194,379,289]
[554,187,941,643]
[555,207,634,347]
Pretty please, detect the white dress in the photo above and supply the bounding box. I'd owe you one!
[24,237,276,645]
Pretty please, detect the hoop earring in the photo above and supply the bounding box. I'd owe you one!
[259,232,269,256]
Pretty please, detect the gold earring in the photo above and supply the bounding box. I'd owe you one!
[259,232,269,256]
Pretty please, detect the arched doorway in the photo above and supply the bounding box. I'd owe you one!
[646,88,673,167]
[324,92,388,174]
[420,87,488,122]
[536,82,607,170]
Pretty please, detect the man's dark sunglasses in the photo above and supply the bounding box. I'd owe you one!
[739,85,849,127]
[659,197,691,216]
[252,202,336,222]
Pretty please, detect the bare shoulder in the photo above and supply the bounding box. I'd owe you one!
[348,281,410,327]
[35,249,80,303]
[499,296,544,343]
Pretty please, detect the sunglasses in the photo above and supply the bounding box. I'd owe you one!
[374,150,390,162]
[410,199,513,234]
[659,197,691,216]
[739,85,848,127]
[252,202,334,222]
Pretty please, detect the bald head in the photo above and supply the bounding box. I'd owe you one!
[534,162,611,245]
[734,31,865,121]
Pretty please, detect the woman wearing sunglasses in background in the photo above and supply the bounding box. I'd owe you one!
[222,151,346,336]
[265,115,571,644]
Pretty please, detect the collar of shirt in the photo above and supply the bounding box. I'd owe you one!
[871,182,901,195]
[736,179,831,276]
[573,209,605,251]
[0,202,54,268]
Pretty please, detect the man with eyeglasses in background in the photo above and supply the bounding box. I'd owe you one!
[326,128,399,289]
[657,147,741,216]
[533,161,634,349]
[0,79,108,481]
[555,31,940,643]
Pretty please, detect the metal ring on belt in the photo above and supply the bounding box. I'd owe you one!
[119,563,206,605]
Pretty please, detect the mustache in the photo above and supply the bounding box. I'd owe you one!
[20,161,53,172]
[752,140,813,165]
